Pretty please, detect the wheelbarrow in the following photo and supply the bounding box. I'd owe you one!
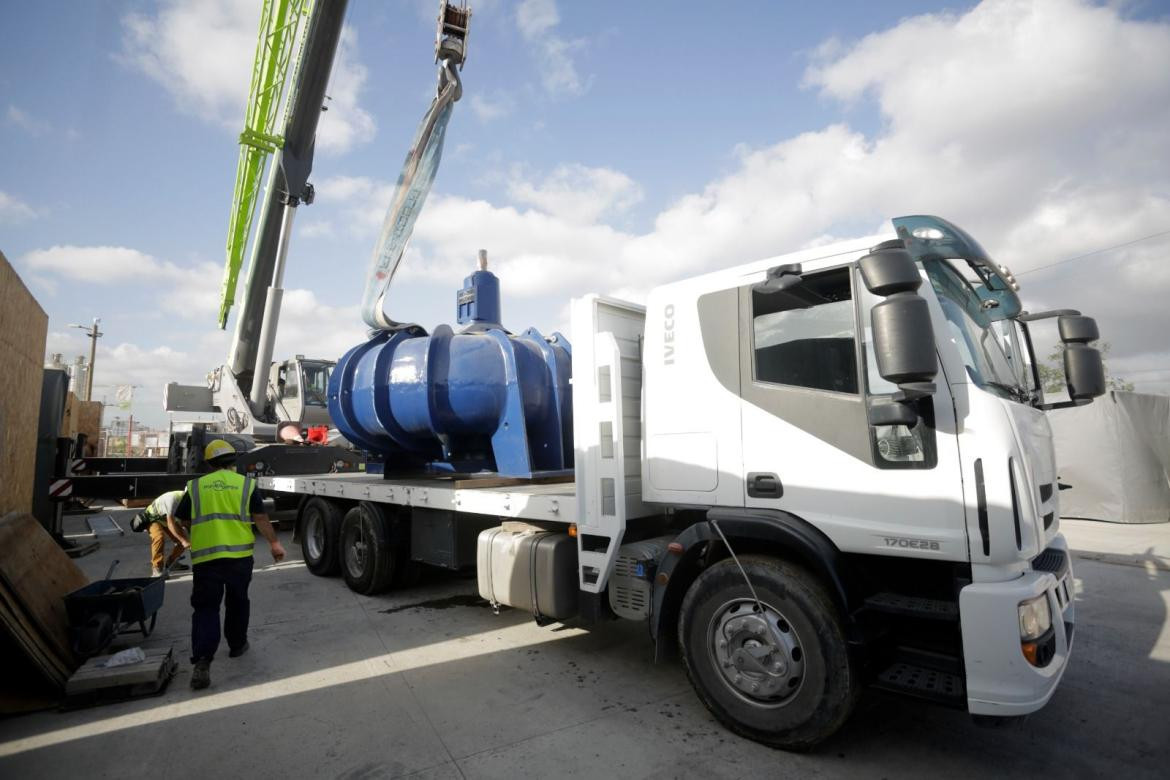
[65,560,167,659]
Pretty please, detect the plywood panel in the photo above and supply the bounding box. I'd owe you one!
[0,512,87,669]
[0,251,48,516]
[75,399,103,446]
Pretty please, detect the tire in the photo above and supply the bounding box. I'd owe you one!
[678,555,858,751]
[301,497,343,576]
[340,503,397,595]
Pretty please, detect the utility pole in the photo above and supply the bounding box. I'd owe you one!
[68,318,103,401]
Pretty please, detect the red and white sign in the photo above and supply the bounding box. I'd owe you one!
[49,479,73,498]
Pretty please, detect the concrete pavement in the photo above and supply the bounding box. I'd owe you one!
[0,512,1166,778]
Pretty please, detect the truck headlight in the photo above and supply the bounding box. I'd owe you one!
[1018,594,1052,641]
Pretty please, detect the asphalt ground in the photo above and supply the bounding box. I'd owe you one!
[0,511,1166,779]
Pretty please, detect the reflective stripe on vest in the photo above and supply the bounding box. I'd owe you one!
[188,471,255,565]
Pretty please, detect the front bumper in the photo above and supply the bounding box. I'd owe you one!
[959,534,1076,716]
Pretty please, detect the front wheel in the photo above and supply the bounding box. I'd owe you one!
[678,555,857,751]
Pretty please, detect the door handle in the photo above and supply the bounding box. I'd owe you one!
[747,472,783,499]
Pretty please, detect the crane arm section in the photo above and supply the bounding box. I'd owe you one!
[218,0,314,330]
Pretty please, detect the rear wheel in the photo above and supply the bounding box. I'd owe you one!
[340,503,396,595]
[678,555,857,751]
[301,497,343,576]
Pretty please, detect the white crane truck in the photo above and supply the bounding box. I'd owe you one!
[260,214,1104,749]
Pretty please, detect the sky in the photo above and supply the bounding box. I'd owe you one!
[2,0,1169,428]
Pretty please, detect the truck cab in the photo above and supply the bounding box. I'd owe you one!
[638,214,1102,737]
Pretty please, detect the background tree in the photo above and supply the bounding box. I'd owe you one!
[1037,341,1134,395]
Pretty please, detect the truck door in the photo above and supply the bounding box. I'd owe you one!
[736,264,969,560]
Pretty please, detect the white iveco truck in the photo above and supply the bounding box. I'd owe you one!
[261,215,1105,749]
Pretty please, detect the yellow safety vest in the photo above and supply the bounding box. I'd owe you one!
[187,470,256,565]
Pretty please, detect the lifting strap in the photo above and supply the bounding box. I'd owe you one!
[360,55,465,330]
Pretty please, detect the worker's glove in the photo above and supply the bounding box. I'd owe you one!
[270,541,287,563]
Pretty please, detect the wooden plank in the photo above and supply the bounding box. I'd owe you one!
[449,473,574,490]
[0,512,88,670]
[121,497,152,508]
[0,251,49,517]
[66,647,175,694]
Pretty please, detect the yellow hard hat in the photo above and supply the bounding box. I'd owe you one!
[203,439,237,462]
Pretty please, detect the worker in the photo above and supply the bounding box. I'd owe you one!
[140,489,190,577]
[171,439,286,690]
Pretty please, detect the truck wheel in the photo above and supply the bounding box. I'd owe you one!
[340,503,396,595]
[678,555,857,751]
[301,498,343,576]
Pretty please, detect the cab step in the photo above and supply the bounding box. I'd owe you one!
[874,661,966,707]
[863,592,959,621]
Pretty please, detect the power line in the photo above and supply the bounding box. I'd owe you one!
[1016,228,1170,277]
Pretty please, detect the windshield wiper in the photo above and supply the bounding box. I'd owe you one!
[983,380,1030,404]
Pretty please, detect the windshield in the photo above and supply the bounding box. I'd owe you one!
[301,363,331,407]
[922,258,1029,402]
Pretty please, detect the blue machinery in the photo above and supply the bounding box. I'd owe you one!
[329,256,573,477]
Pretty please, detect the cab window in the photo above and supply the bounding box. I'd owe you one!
[752,267,858,394]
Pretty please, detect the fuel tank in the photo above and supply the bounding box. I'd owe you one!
[328,259,572,477]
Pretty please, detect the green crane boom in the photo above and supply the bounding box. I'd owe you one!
[218,0,314,329]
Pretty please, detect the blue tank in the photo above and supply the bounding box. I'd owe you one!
[328,264,572,477]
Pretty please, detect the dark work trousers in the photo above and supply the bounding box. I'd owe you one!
[190,556,254,663]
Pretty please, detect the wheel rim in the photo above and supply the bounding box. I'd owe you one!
[708,598,805,706]
[345,514,368,579]
[305,508,325,562]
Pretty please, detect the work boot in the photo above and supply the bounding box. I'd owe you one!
[228,641,250,658]
[191,660,211,690]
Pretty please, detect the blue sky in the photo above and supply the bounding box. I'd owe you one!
[2,0,1169,427]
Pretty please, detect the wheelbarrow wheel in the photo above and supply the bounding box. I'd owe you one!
[75,611,117,658]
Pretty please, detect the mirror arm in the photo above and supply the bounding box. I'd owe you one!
[1017,308,1081,322]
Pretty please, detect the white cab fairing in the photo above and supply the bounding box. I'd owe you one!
[643,232,971,561]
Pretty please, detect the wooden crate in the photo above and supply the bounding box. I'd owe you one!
[0,251,49,517]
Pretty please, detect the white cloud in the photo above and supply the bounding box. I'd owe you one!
[0,191,38,224]
[301,1,1170,374]
[470,92,515,122]
[515,0,588,96]
[506,163,642,224]
[44,285,368,427]
[5,105,52,136]
[22,245,223,319]
[314,175,396,236]
[315,27,376,155]
[120,0,374,154]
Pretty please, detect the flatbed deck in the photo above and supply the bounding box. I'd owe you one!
[258,472,577,524]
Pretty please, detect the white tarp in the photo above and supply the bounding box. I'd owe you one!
[1049,391,1170,523]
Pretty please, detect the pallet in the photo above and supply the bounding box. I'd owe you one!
[63,646,177,708]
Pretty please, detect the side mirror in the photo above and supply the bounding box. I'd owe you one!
[859,246,938,422]
[1058,315,1105,401]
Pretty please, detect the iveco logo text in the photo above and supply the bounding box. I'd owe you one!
[883,536,940,551]
[663,304,675,365]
